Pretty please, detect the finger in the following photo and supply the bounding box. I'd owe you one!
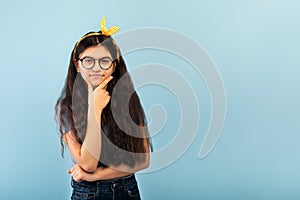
[75,177,83,182]
[105,95,111,102]
[73,171,82,182]
[102,96,111,107]
[71,169,76,177]
[99,76,113,89]
[72,171,78,180]
[97,90,110,97]
[73,174,79,182]
[68,165,75,174]
[71,164,78,171]
[71,166,78,175]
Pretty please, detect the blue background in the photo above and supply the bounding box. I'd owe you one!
[0,0,299,199]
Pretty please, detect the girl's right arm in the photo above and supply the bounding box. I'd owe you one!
[63,76,113,173]
[68,125,150,182]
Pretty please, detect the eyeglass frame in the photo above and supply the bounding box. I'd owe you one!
[78,56,115,70]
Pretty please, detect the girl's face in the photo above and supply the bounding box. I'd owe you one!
[76,44,115,88]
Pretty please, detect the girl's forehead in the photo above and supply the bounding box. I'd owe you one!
[80,44,111,58]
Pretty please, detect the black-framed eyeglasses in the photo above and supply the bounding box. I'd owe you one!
[79,56,114,70]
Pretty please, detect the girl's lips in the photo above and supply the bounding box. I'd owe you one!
[89,74,103,78]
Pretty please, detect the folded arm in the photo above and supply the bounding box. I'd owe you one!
[69,153,149,182]
[63,107,101,172]
[68,126,150,182]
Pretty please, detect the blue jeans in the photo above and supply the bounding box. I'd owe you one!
[71,174,141,200]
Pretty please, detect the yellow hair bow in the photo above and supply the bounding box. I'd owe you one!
[73,17,120,60]
[100,16,120,36]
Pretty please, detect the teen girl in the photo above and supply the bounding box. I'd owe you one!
[55,17,151,200]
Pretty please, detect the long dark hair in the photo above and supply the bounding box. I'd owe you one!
[55,31,151,167]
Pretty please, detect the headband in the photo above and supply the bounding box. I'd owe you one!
[73,16,120,60]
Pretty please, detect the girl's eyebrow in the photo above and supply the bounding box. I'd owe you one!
[81,55,112,59]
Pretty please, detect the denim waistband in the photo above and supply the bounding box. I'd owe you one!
[71,174,136,192]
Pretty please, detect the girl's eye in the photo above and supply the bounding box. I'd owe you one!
[101,59,110,63]
[84,58,94,63]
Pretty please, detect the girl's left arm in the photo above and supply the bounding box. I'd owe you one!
[69,164,143,182]
[69,152,149,182]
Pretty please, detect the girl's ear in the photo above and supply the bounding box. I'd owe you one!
[73,59,80,72]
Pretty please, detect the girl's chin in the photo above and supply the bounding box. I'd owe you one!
[91,82,100,88]
[90,78,101,84]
